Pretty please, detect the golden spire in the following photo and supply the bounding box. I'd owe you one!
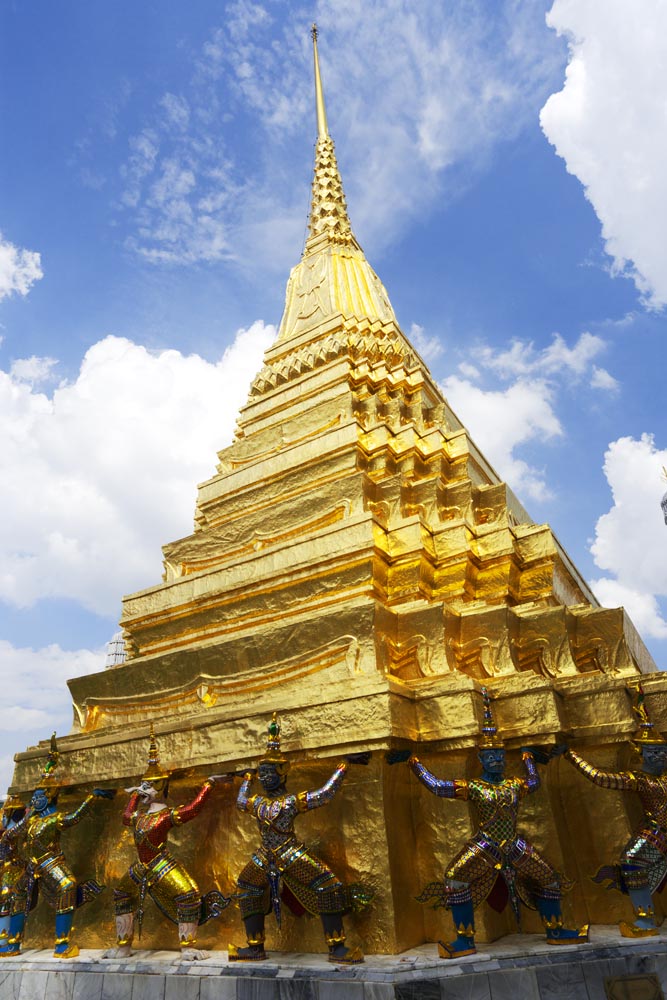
[274,24,399,343]
[305,24,358,254]
[311,24,328,139]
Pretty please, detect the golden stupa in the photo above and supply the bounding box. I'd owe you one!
[11,27,667,954]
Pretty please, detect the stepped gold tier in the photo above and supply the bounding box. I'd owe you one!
[9,27,666,956]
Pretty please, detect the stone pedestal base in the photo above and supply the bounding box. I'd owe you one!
[1,927,666,1000]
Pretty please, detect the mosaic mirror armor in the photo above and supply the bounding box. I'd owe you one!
[104,725,230,963]
[563,682,667,938]
[0,793,27,951]
[396,688,588,958]
[0,734,112,959]
[229,712,372,965]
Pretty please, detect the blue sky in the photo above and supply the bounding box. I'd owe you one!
[1,0,666,789]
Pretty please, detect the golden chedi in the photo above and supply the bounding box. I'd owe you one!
[9,26,667,955]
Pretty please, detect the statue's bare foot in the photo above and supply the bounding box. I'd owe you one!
[178,948,210,962]
[102,945,133,959]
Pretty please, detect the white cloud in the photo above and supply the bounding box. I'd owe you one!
[590,580,667,643]
[10,356,58,385]
[440,330,615,500]
[0,321,274,615]
[409,323,443,364]
[590,366,619,393]
[476,331,605,380]
[0,233,43,302]
[541,0,667,309]
[0,639,103,792]
[160,93,190,131]
[120,129,159,209]
[442,375,561,501]
[458,362,480,380]
[115,2,564,267]
[590,433,667,639]
[541,331,605,375]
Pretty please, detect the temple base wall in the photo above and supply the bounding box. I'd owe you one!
[2,931,667,1000]
[9,672,667,954]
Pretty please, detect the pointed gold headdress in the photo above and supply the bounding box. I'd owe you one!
[0,792,24,815]
[142,724,170,783]
[36,732,61,790]
[629,682,666,749]
[259,713,290,774]
[478,687,504,749]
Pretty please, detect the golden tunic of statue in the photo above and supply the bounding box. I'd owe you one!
[229,712,371,964]
[396,689,587,958]
[105,727,230,962]
[1,735,112,960]
[0,795,27,948]
[563,684,667,939]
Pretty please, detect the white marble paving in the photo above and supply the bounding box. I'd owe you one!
[100,973,133,1000]
[0,925,665,1000]
[72,971,103,1000]
[18,971,51,1000]
[198,979,236,1000]
[164,978,200,1000]
[0,970,22,1000]
[44,970,75,1000]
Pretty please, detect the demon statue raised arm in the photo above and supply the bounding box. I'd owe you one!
[0,793,27,951]
[561,682,667,937]
[390,687,588,958]
[230,713,372,965]
[104,724,230,962]
[0,733,114,959]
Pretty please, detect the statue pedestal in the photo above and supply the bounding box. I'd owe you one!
[2,927,666,1000]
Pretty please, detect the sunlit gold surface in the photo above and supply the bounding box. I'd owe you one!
[8,26,664,954]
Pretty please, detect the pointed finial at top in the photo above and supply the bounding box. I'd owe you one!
[629,681,666,747]
[142,722,170,782]
[478,687,504,749]
[311,23,329,139]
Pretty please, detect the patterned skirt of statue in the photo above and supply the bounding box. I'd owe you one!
[417,833,573,912]
[11,854,103,915]
[0,860,26,918]
[237,843,372,919]
[593,824,667,895]
[113,851,229,926]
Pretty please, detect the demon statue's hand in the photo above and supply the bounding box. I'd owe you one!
[345,751,372,766]
[520,746,558,766]
[385,749,412,766]
[92,788,116,799]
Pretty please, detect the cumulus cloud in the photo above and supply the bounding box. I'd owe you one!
[113,1,564,267]
[541,0,667,309]
[441,330,615,500]
[476,331,606,380]
[0,640,104,791]
[10,356,58,385]
[443,375,561,501]
[590,433,667,639]
[0,321,274,615]
[590,366,619,393]
[409,323,444,364]
[0,233,43,302]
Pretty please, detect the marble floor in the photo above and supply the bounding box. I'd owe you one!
[1,927,666,1000]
